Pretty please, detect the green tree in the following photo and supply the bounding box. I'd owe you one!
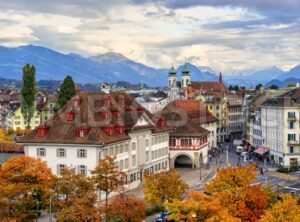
[269,84,279,90]
[233,85,240,91]
[21,64,37,129]
[255,83,263,90]
[229,85,234,91]
[56,75,76,110]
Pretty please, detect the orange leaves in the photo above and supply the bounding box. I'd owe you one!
[53,168,100,221]
[205,164,256,194]
[167,165,269,222]
[106,194,146,222]
[143,169,188,207]
[0,156,54,221]
[259,194,300,222]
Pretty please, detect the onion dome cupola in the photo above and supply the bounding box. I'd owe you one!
[168,65,177,76]
[181,63,190,76]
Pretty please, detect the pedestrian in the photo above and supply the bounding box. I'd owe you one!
[208,154,212,162]
[260,167,264,175]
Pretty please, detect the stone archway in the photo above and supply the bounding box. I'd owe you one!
[174,155,193,168]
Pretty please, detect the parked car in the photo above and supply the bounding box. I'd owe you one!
[241,151,250,160]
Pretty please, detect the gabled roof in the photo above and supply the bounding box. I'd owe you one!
[18,91,172,145]
[191,81,228,93]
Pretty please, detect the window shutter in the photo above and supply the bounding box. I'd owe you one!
[57,165,60,175]
[56,149,59,157]
[77,149,80,157]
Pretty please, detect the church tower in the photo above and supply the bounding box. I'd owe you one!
[219,72,223,83]
[168,65,177,88]
[181,63,190,88]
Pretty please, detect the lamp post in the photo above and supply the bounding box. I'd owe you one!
[199,163,202,181]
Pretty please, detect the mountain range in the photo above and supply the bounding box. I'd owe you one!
[0,45,299,87]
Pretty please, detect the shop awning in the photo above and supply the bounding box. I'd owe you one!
[254,147,269,155]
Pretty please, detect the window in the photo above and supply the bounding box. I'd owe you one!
[109,147,113,155]
[132,142,136,150]
[152,151,154,160]
[288,112,296,118]
[125,158,129,169]
[120,144,124,153]
[146,151,149,162]
[169,138,176,146]
[132,155,136,167]
[290,122,294,129]
[290,146,294,154]
[180,138,192,146]
[77,165,87,175]
[15,121,20,125]
[114,146,119,155]
[288,134,296,141]
[125,144,129,152]
[77,149,87,158]
[146,139,149,147]
[57,164,66,175]
[57,148,66,157]
[37,148,46,157]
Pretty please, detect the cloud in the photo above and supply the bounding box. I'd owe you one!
[0,0,299,73]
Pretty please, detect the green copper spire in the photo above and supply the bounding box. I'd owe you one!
[182,62,190,76]
[168,64,177,76]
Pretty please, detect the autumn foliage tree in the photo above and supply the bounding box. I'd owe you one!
[105,194,146,222]
[91,156,126,214]
[0,156,53,221]
[143,169,188,207]
[52,168,100,221]
[167,165,269,222]
[259,194,300,222]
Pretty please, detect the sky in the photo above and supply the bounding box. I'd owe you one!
[0,0,299,73]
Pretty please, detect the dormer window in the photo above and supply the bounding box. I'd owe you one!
[66,112,75,121]
[118,95,125,105]
[156,118,166,127]
[103,125,113,136]
[137,107,145,112]
[37,125,49,137]
[103,96,110,106]
[100,111,109,120]
[112,110,120,118]
[115,125,125,134]
[73,99,80,107]
[77,127,89,138]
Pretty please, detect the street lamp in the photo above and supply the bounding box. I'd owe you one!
[199,163,202,181]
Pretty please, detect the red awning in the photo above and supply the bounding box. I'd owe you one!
[254,147,269,155]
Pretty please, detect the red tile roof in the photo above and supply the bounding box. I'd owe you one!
[18,92,172,145]
[0,142,24,153]
[191,81,228,93]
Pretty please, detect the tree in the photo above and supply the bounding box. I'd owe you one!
[255,83,263,90]
[56,75,76,110]
[105,194,146,222]
[269,84,279,90]
[21,64,37,129]
[91,156,126,215]
[53,168,100,222]
[143,169,188,207]
[0,156,53,221]
[229,85,234,91]
[167,165,268,222]
[166,192,241,222]
[233,85,239,91]
[205,165,267,221]
[259,194,300,222]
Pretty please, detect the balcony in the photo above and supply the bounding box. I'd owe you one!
[287,116,296,121]
[288,140,299,145]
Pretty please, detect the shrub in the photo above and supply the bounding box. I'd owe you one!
[289,165,299,172]
[277,166,289,173]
